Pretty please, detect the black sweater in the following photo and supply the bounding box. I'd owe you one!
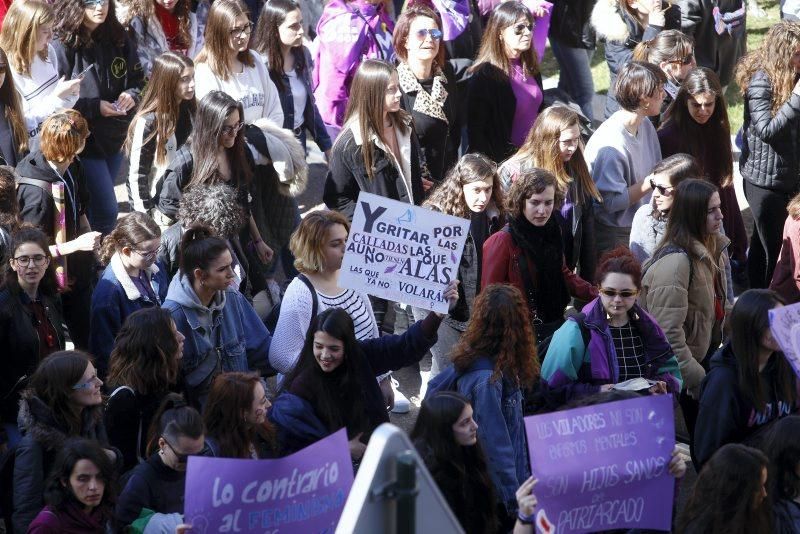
[115,453,186,527]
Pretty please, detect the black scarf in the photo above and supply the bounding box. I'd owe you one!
[508,215,569,322]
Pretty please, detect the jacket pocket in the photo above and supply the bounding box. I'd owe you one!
[221,339,248,372]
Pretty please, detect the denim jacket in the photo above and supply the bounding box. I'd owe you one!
[456,365,529,513]
[163,274,271,407]
[274,46,332,152]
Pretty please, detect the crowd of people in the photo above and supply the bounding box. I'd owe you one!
[0,0,800,532]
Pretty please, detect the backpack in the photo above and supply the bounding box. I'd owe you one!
[109,385,145,465]
[264,273,318,335]
[424,356,495,400]
[536,313,591,363]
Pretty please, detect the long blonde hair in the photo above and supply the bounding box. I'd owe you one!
[509,106,600,205]
[735,21,800,115]
[195,0,255,80]
[0,0,54,77]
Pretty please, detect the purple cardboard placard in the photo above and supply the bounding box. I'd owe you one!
[524,395,675,534]
[184,429,353,534]
[768,302,800,379]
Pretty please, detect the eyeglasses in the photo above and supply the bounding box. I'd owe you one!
[649,178,674,196]
[598,287,639,299]
[221,121,244,136]
[72,374,102,391]
[672,53,694,66]
[13,254,48,266]
[133,248,159,261]
[414,28,443,41]
[164,439,190,464]
[82,0,109,7]
[513,22,533,35]
[229,22,253,38]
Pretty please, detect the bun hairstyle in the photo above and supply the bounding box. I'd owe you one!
[40,110,89,164]
[98,211,161,265]
[595,246,642,289]
[178,224,230,283]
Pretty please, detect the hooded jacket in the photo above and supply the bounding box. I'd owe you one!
[540,298,682,402]
[639,234,730,398]
[13,392,115,534]
[115,452,186,528]
[163,274,271,408]
[128,12,199,77]
[89,253,168,379]
[694,342,798,468]
[591,0,680,117]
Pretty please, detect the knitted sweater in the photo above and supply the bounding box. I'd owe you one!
[629,201,666,264]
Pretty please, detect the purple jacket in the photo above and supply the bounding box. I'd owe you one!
[27,504,107,534]
[313,0,395,128]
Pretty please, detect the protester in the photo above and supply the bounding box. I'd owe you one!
[736,21,800,289]
[0,228,65,452]
[163,225,271,408]
[52,0,144,236]
[13,351,119,534]
[482,168,597,341]
[125,0,199,76]
[761,416,800,533]
[0,46,27,166]
[772,191,800,303]
[0,165,19,264]
[629,153,701,263]
[541,246,681,402]
[467,1,543,164]
[640,179,729,438]
[659,67,748,271]
[115,393,205,529]
[90,212,166,378]
[694,289,798,468]
[679,443,771,533]
[411,391,499,533]
[124,52,195,220]
[105,308,185,472]
[27,438,116,534]
[500,106,602,281]
[324,59,426,221]
[448,284,536,528]
[591,0,680,118]
[203,372,278,459]
[269,291,456,458]
[251,0,332,157]
[0,1,80,143]
[393,5,461,183]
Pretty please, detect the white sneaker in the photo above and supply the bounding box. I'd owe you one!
[390,378,410,414]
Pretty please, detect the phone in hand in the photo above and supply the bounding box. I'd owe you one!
[72,64,94,80]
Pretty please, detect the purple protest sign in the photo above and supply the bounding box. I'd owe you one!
[184,429,353,534]
[524,395,675,534]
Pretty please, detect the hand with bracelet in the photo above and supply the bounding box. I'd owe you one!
[513,476,538,534]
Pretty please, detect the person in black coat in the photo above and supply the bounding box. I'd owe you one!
[323,59,425,221]
[735,22,800,289]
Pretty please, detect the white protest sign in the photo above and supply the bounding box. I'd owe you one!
[769,302,800,378]
[340,192,470,313]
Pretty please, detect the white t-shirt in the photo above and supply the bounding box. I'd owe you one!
[285,69,306,130]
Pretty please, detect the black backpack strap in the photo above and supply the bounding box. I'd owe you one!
[297,273,318,321]
[646,245,694,289]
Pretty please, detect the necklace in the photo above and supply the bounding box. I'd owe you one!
[512,62,527,82]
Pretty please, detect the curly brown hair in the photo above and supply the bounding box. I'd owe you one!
[504,167,560,220]
[735,21,800,115]
[424,153,505,218]
[54,0,126,48]
[450,284,539,386]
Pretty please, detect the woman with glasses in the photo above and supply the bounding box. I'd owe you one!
[591,0,680,118]
[13,351,120,534]
[659,68,747,273]
[0,228,65,455]
[115,393,205,529]
[392,5,461,183]
[123,0,199,77]
[541,246,681,404]
[640,179,729,438]
[193,0,283,127]
[90,212,167,379]
[629,153,701,263]
[52,0,144,236]
[466,1,543,164]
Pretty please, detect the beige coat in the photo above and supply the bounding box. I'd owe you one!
[639,234,730,398]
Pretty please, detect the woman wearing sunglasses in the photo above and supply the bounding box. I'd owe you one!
[0,228,65,455]
[640,179,729,438]
[393,5,461,183]
[115,393,205,530]
[13,351,120,534]
[90,212,166,379]
[541,246,681,404]
[629,153,701,263]
[467,1,543,164]
[659,67,748,280]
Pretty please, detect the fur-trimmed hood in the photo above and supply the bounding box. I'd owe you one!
[249,118,309,197]
[17,390,105,451]
[591,0,630,43]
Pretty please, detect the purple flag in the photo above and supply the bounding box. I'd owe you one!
[429,0,472,41]
[183,429,353,533]
[524,395,675,533]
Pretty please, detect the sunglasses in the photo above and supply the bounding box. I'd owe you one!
[598,288,639,299]
[82,0,109,7]
[513,22,533,36]
[649,178,674,196]
[672,53,694,66]
[414,28,443,41]
[164,439,208,464]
